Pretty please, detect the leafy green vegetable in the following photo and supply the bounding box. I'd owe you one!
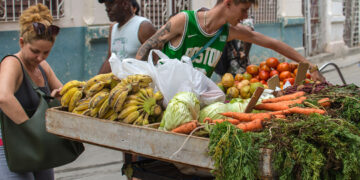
[159,92,200,131]
[199,102,228,123]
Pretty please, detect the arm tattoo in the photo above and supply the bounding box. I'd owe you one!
[137,22,171,60]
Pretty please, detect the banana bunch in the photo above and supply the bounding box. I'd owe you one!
[60,74,164,126]
[60,80,86,112]
[118,87,164,125]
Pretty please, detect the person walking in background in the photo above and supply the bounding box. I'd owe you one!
[211,18,254,82]
[98,0,156,74]
[135,0,325,82]
[131,0,140,15]
[0,4,62,179]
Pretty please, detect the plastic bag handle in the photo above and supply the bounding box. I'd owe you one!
[147,50,170,65]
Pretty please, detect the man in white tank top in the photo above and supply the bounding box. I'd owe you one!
[98,0,156,74]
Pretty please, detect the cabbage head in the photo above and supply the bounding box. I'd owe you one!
[159,92,200,131]
[199,102,228,123]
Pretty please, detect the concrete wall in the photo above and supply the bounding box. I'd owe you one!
[0,0,111,83]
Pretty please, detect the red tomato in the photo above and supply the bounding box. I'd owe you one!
[277,62,290,72]
[294,68,298,76]
[250,78,260,83]
[266,57,279,68]
[279,71,292,81]
[259,65,271,72]
[289,63,298,72]
[270,70,279,77]
[246,65,259,76]
[259,70,270,81]
[260,80,267,85]
[306,73,311,79]
[259,61,267,68]
[284,78,295,85]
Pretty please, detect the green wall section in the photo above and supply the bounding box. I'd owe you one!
[249,17,305,65]
[0,17,304,83]
[0,26,109,83]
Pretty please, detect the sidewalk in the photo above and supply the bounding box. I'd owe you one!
[54,47,360,180]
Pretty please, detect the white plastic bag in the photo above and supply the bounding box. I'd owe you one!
[147,50,225,107]
[108,53,152,79]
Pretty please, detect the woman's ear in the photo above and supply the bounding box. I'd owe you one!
[19,37,25,48]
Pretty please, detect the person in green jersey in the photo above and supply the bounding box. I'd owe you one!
[136,0,325,82]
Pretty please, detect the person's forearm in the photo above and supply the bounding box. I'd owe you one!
[272,40,312,65]
[98,60,112,74]
[0,96,28,124]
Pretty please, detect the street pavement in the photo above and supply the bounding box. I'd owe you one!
[54,47,360,180]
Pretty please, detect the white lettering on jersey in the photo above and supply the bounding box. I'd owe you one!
[186,47,222,67]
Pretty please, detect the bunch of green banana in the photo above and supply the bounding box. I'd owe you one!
[118,87,164,125]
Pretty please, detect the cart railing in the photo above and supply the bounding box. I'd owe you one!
[319,62,347,85]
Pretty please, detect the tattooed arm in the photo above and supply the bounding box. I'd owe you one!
[136,13,186,60]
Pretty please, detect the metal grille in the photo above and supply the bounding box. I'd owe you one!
[303,0,323,56]
[139,0,191,29]
[0,0,64,22]
[249,0,279,24]
[343,0,359,47]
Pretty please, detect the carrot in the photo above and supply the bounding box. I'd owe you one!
[171,120,198,134]
[220,112,252,122]
[274,114,286,119]
[288,107,326,115]
[262,91,306,103]
[269,110,291,115]
[255,97,307,111]
[212,119,240,125]
[317,98,330,108]
[236,119,263,132]
[203,117,212,123]
[220,112,272,122]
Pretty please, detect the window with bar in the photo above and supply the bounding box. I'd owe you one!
[0,0,64,22]
[249,0,279,24]
[343,0,359,47]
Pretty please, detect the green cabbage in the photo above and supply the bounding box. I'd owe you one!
[199,102,228,123]
[159,92,200,131]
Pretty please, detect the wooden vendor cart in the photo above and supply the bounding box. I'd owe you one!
[46,107,274,179]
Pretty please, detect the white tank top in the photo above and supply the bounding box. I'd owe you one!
[111,16,150,60]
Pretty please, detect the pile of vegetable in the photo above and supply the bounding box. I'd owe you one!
[208,84,360,180]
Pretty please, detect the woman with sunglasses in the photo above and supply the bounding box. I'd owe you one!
[0,4,62,179]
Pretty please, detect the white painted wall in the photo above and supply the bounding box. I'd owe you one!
[0,0,110,31]
[278,0,303,17]
[323,0,347,54]
[192,0,216,10]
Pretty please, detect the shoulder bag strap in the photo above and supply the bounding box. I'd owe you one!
[191,26,225,61]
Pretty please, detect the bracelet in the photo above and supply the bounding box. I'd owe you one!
[309,65,319,73]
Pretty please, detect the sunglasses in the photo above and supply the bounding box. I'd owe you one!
[32,22,60,36]
[98,0,114,3]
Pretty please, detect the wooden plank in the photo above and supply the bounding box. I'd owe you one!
[46,108,275,178]
[267,75,280,90]
[244,87,264,113]
[45,108,214,170]
[295,62,310,85]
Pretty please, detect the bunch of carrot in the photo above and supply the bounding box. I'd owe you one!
[217,91,327,132]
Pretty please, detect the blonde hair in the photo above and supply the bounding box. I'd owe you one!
[19,4,55,43]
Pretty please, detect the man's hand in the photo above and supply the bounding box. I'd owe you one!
[310,70,326,82]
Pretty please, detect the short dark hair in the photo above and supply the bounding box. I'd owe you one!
[131,0,140,15]
[216,0,258,5]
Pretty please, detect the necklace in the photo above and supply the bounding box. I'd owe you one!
[204,11,207,29]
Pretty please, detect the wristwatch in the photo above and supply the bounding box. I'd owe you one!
[309,65,319,73]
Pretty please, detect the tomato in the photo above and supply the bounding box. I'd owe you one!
[277,62,290,72]
[260,80,267,85]
[294,68,298,76]
[246,65,259,76]
[306,73,311,79]
[259,61,267,68]
[266,57,279,68]
[250,78,259,83]
[259,65,271,72]
[269,70,279,77]
[259,70,270,81]
[234,74,244,81]
[279,71,292,81]
[291,73,295,78]
[255,75,260,80]
[284,78,295,85]
[243,72,253,80]
[289,63,298,72]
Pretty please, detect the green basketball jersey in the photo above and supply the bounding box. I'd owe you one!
[162,10,229,77]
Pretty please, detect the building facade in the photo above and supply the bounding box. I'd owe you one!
[0,0,358,83]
